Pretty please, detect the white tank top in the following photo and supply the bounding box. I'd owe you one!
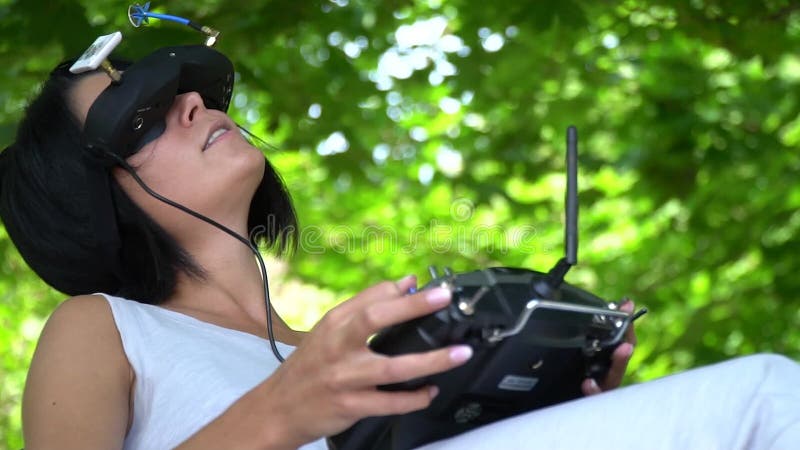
[100,293,328,450]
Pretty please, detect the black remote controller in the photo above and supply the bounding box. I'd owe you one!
[376,266,638,390]
[329,127,646,450]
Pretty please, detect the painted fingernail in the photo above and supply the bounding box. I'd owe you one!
[623,344,634,358]
[426,287,451,306]
[397,274,416,285]
[429,385,440,399]
[449,345,473,363]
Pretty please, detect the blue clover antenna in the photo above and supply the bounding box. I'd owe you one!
[128,2,219,46]
[128,2,189,27]
[128,2,152,27]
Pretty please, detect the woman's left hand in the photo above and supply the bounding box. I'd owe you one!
[581,299,637,395]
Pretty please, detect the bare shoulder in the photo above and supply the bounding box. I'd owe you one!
[23,294,132,449]
[46,293,118,330]
[35,294,128,360]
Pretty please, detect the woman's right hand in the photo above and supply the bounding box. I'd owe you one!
[251,275,473,448]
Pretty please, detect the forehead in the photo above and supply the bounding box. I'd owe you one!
[68,72,113,126]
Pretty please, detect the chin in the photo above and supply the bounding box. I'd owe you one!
[233,143,268,194]
[204,155,264,228]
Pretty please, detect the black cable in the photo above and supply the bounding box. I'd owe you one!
[108,152,286,362]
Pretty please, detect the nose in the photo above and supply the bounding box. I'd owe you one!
[171,92,206,127]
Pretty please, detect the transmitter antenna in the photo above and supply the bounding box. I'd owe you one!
[565,126,578,265]
[533,125,579,299]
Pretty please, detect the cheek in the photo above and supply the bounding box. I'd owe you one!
[115,153,206,215]
[125,140,158,167]
[116,137,265,222]
[208,142,266,184]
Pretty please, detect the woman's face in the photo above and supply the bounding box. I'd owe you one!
[70,72,265,238]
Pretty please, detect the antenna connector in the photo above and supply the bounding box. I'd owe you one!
[201,26,220,46]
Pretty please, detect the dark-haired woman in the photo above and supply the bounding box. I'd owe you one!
[2,64,799,450]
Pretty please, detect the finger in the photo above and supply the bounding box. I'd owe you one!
[331,277,414,320]
[600,342,634,390]
[624,322,637,346]
[343,344,473,387]
[619,298,634,313]
[395,274,417,294]
[346,287,452,344]
[354,385,441,417]
[620,298,637,346]
[581,378,602,396]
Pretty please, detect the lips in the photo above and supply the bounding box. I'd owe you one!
[202,116,237,151]
[204,127,229,150]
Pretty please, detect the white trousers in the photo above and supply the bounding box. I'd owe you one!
[420,354,800,450]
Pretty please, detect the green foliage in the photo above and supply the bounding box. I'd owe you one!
[2,0,799,447]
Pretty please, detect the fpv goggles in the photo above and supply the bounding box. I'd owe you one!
[71,3,233,166]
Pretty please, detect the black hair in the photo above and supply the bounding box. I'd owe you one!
[0,60,298,304]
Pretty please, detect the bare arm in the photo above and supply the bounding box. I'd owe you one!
[22,295,284,450]
[23,295,132,450]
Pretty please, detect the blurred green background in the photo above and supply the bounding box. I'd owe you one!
[1,0,799,447]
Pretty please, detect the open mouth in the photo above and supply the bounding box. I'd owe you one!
[204,127,229,150]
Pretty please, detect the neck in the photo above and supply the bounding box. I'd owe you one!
[164,224,297,343]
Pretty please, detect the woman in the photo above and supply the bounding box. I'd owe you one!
[1,57,798,450]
